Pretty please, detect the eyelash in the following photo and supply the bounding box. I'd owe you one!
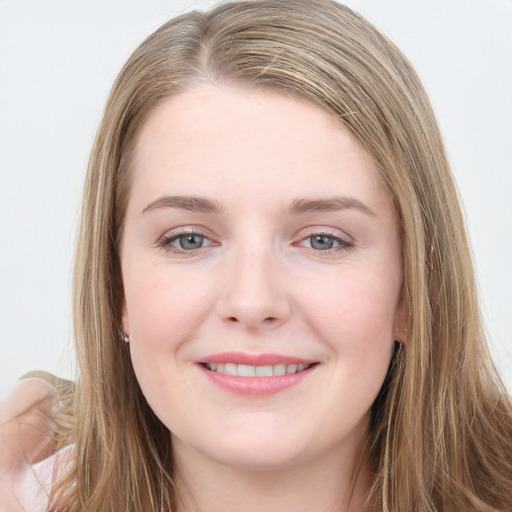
[156,230,355,255]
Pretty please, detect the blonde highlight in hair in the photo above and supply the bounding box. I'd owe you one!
[50,1,512,510]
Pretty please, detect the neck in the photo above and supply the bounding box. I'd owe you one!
[172,436,372,512]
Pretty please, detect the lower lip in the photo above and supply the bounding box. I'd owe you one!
[198,364,317,397]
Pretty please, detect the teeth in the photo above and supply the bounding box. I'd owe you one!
[286,364,298,374]
[224,363,237,376]
[237,364,255,377]
[255,365,273,377]
[204,362,311,377]
[273,364,286,376]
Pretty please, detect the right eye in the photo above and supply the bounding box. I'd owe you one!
[173,233,206,250]
[157,230,216,255]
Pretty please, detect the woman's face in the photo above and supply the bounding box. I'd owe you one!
[120,85,404,470]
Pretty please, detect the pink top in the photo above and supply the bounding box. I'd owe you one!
[19,446,73,512]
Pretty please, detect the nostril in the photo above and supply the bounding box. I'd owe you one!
[225,315,278,325]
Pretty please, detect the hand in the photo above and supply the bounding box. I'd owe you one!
[0,372,61,511]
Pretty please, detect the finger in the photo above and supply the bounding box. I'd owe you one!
[0,378,57,471]
[19,370,72,391]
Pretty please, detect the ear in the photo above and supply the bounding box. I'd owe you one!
[392,297,408,343]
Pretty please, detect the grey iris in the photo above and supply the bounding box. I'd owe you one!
[180,234,204,250]
[310,235,334,250]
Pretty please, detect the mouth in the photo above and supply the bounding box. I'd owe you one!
[201,362,314,377]
[196,353,318,396]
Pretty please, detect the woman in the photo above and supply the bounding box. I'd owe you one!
[1,0,511,510]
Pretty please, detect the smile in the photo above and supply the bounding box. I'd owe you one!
[197,353,318,396]
[204,362,312,377]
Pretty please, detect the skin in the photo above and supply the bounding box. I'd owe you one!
[121,84,405,512]
[0,377,57,512]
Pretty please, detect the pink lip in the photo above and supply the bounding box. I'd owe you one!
[196,352,318,397]
[198,352,313,366]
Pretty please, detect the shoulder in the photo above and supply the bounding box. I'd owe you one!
[27,445,75,511]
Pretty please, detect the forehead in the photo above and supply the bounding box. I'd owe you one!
[128,84,389,212]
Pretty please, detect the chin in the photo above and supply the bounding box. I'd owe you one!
[181,423,311,471]
[208,444,305,471]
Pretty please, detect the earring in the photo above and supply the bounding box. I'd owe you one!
[122,331,130,343]
[395,326,407,341]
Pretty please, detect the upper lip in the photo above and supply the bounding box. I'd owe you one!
[198,352,315,366]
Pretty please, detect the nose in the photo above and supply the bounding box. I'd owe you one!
[216,246,291,331]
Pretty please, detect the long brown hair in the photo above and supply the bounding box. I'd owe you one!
[51,1,512,510]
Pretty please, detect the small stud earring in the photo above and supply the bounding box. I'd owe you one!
[122,331,130,343]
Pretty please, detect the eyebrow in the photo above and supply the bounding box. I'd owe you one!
[287,196,376,217]
[142,195,224,214]
[141,194,375,217]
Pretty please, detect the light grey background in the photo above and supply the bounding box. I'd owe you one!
[1,0,511,400]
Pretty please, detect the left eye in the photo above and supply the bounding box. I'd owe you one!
[297,234,352,252]
[307,234,338,250]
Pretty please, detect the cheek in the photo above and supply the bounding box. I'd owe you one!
[303,269,399,343]
[297,263,400,386]
[125,268,211,347]
[124,269,213,424]
[122,268,213,404]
